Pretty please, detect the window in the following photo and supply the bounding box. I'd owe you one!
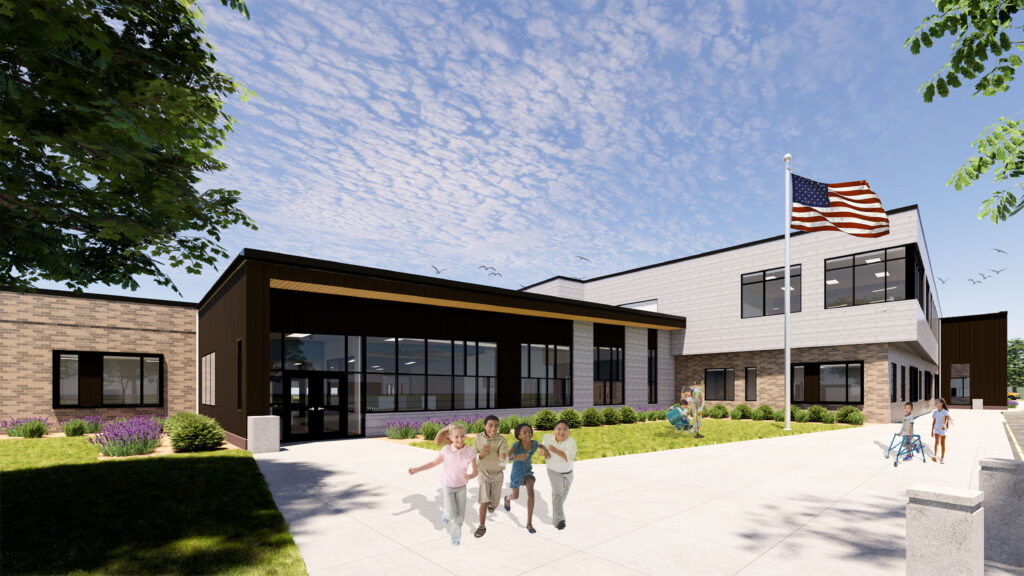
[236,340,243,410]
[934,373,939,399]
[202,352,216,406]
[55,352,163,408]
[909,366,919,403]
[890,363,897,403]
[825,246,909,308]
[58,354,79,406]
[521,343,572,408]
[745,367,757,402]
[705,368,735,401]
[924,371,932,401]
[950,377,971,404]
[901,365,906,402]
[793,365,805,402]
[648,351,658,404]
[790,362,862,404]
[593,346,624,405]
[742,265,801,318]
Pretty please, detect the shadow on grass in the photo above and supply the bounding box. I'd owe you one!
[1,452,306,575]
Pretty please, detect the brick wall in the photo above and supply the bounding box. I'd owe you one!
[674,343,892,422]
[0,291,196,430]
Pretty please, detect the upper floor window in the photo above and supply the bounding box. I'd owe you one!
[742,265,801,318]
[825,246,907,308]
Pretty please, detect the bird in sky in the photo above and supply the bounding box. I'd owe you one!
[937,277,948,284]
[575,255,591,262]
[430,265,446,274]
[993,248,1008,255]
[478,265,496,271]
[991,268,1006,274]
[489,272,502,278]
[978,272,990,280]
[968,278,980,285]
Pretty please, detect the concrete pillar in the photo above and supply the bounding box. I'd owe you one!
[979,459,1024,567]
[972,399,984,410]
[624,326,647,407]
[247,415,280,454]
[572,321,593,409]
[906,484,984,576]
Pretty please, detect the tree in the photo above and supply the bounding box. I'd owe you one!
[1009,338,1024,390]
[0,0,257,295]
[907,0,1024,223]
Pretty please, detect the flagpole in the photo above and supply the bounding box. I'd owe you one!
[783,154,792,431]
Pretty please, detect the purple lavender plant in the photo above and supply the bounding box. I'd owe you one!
[89,416,163,456]
[1,417,50,438]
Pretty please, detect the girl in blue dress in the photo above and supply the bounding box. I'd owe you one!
[503,423,550,533]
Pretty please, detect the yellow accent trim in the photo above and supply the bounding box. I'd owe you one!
[1003,413,1024,460]
[268,278,683,330]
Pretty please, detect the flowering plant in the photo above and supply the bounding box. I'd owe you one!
[89,416,163,456]
[0,417,50,438]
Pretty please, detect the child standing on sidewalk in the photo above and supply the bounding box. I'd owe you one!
[408,422,478,546]
[931,398,951,464]
[473,415,508,538]
[541,420,577,530]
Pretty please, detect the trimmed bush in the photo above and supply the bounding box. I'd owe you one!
[791,405,800,421]
[753,404,775,421]
[702,407,711,418]
[730,404,753,420]
[533,409,558,430]
[2,417,50,438]
[807,405,829,423]
[601,407,620,425]
[498,416,514,434]
[845,411,865,425]
[558,408,582,429]
[62,419,87,437]
[835,406,856,423]
[419,421,442,441]
[795,409,810,423]
[821,411,836,424]
[708,404,730,419]
[618,406,638,424]
[773,409,786,422]
[467,418,485,434]
[164,412,224,452]
[581,407,604,427]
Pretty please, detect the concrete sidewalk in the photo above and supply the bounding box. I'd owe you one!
[255,411,1016,576]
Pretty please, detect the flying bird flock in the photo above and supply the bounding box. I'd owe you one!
[961,249,1010,286]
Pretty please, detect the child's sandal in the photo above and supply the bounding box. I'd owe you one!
[503,496,511,511]
[474,526,486,538]
[527,524,536,534]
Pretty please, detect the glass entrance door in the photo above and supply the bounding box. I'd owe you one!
[285,374,347,440]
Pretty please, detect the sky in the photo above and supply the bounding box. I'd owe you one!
[46,0,1024,337]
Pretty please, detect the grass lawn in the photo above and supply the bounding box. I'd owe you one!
[0,437,305,575]
[410,419,854,462]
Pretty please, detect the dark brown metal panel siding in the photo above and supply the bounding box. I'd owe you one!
[197,265,247,438]
[941,314,1008,407]
[245,261,270,418]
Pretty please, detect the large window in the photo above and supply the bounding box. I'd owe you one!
[790,362,862,405]
[705,368,735,401]
[593,346,624,405]
[825,246,908,308]
[742,265,801,318]
[54,351,162,408]
[520,344,572,408]
[951,377,971,404]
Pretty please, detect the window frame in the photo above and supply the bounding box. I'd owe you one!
[741,265,802,318]
[52,350,164,409]
[789,361,865,405]
[745,367,757,402]
[704,368,735,401]
[824,245,912,309]
[520,342,573,409]
[593,345,624,405]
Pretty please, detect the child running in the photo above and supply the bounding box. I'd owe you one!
[931,397,951,464]
[473,415,508,538]
[541,420,577,530]
[900,401,916,461]
[408,422,478,546]
[503,423,550,533]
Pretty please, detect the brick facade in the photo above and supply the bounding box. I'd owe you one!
[674,343,923,423]
[0,291,196,430]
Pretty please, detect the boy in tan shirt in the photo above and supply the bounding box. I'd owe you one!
[474,415,508,538]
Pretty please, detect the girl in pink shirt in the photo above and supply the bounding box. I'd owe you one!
[408,423,478,545]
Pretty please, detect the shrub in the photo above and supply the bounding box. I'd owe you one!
[821,411,836,424]
[753,404,775,421]
[845,411,865,425]
[419,421,442,441]
[467,418,485,434]
[62,419,87,437]
[601,406,620,425]
[164,412,224,452]
[807,405,829,423]
[708,404,729,419]
[773,409,786,422]
[581,407,604,427]
[533,409,558,431]
[558,408,582,429]
[1,417,50,438]
[498,416,514,434]
[730,404,753,420]
[791,405,800,421]
[618,406,638,424]
[795,409,810,423]
[835,406,856,423]
[89,416,163,456]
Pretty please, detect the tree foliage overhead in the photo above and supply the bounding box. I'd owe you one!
[0,0,256,295]
[907,0,1024,223]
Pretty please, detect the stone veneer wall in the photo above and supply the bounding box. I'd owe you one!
[674,343,895,423]
[0,291,196,429]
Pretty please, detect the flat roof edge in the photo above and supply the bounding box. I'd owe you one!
[0,286,196,308]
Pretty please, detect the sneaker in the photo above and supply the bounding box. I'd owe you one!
[903,454,914,461]
[451,538,460,546]
[940,458,944,464]
[556,521,566,530]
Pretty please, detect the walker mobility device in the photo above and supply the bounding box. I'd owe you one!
[886,430,925,467]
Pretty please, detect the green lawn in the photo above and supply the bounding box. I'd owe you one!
[0,437,305,575]
[410,419,853,462]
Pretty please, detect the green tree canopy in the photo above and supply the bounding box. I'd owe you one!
[1009,337,1024,389]
[0,0,256,295]
[908,0,1024,223]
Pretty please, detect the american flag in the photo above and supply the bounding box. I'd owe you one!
[791,174,889,237]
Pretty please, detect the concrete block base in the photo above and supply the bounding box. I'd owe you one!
[906,484,984,576]
[980,459,1024,567]
[973,399,984,410]
[247,415,280,454]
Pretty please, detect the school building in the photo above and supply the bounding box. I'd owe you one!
[0,204,1009,448]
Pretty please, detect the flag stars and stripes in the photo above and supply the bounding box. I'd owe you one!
[791,174,889,238]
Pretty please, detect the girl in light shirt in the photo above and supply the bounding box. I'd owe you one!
[408,423,478,546]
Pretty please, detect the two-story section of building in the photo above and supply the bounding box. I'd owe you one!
[524,205,941,422]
